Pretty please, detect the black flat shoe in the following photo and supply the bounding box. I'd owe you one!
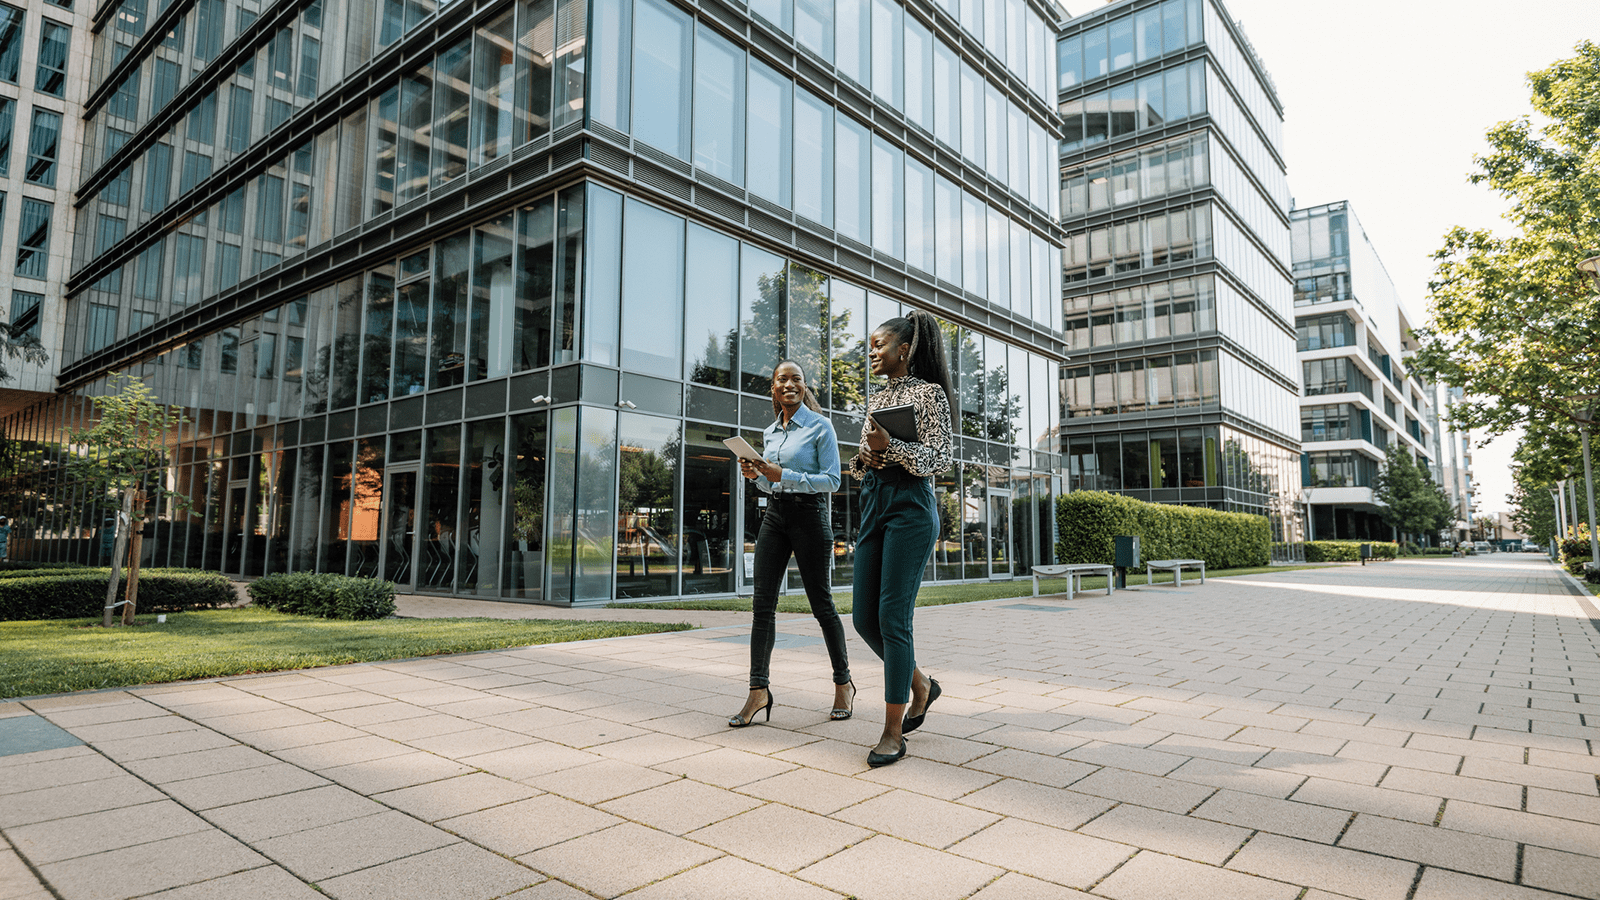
[902,677,941,734]
[867,739,907,767]
[830,681,857,721]
[728,688,774,728]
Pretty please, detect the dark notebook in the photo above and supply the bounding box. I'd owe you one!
[869,403,918,443]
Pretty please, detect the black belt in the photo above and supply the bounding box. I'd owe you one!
[868,463,920,483]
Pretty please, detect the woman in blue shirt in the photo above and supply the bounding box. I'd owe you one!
[729,360,854,727]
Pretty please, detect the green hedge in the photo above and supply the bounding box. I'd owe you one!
[1558,537,1594,579]
[0,565,147,580]
[1295,541,1399,562]
[0,561,92,573]
[1055,491,1270,569]
[0,570,237,621]
[248,572,396,620]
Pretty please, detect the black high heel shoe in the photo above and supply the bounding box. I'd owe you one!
[902,677,941,734]
[830,681,857,721]
[728,688,774,728]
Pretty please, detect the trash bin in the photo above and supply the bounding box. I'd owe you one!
[1114,536,1140,588]
[1360,542,1372,565]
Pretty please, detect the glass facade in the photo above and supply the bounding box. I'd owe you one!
[1056,0,1301,553]
[1,0,1068,603]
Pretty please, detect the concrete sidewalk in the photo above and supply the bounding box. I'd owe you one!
[4,554,1599,899]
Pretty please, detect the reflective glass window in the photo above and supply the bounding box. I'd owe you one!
[793,87,832,225]
[514,198,555,370]
[471,215,515,381]
[685,223,738,388]
[1108,16,1133,71]
[1082,24,1107,79]
[470,11,514,167]
[0,4,21,83]
[933,40,957,148]
[905,156,933,274]
[870,135,902,258]
[934,175,960,286]
[591,0,630,130]
[35,19,67,96]
[750,0,791,33]
[516,0,555,142]
[795,0,830,59]
[739,244,784,394]
[905,16,932,131]
[834,112,869,242]
[835,0,868,85]
[24,109,59,187]
[693,24,744,184]
[747,60,791,208]
[870,0,902,110]
[430,231,470,388]
[633,0,692,160]
[433,38,471,186]
[0,98,11,176]
[620,199,685,378]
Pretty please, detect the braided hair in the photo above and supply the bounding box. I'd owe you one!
[878,310,955,413]
[769,359,824,420]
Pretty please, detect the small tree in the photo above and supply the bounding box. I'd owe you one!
[67,375,190,626]
[1373,446,1455,544]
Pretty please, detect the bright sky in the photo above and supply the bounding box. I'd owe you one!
[1192,0,1597,514]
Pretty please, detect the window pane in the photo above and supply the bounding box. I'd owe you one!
[795,0,830,60]
[24,109,59,186]
[15,198,50,279]
[471,213,515,380]
[516,0,554,142]
[515,197,555,370]
[1108,16,1133,71]
[620,199,685,378]
[870,0,902,110]
[632,0,691,159]
[739,243,784,394]
[432,38,470,186]
[905,17,932,131]
[793,87,831,225]
[870,135,902,258]
[429,231,469,388]
[0,5,22,83]
[834,112,868,242]
[693,24,743,183]
[746,60,791,207]
[470,10,514,167]
[35,20,68,96]
[905,156,933,273]
[0,98,11,176]
[835,0,868,84]
[590,0,630,131]
[685,223,738,387]
[553,0,586,130]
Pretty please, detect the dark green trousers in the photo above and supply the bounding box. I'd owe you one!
[851,470,938,704]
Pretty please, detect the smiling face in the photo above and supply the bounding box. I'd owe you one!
[772,361,806,412]
[868,328,910,378]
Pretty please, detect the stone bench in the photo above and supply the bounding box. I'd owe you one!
[1032,564,1115,600]
[1146,559,1205,587]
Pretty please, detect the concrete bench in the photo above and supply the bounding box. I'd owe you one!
[1032,564,1115,600]
[1146,559,1205,587]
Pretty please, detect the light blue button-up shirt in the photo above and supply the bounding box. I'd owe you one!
[756,404,842,494]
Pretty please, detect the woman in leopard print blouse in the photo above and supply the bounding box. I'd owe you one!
[848,309,954,768]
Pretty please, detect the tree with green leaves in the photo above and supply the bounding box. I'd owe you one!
[1372,446,1455,544]
[67,375,191,626]
[1411,42,1600,445]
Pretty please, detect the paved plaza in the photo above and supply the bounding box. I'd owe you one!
[4,554,1600,900]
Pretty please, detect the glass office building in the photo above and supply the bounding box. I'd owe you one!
[0,0,1069,603]
[1055,0,1303,554]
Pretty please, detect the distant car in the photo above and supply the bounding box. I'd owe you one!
[1473,541,1493,554]
[1521,540,1539,552]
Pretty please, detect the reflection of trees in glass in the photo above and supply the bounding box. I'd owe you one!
[788,265,828,406]
[829,299,865,412]
[689,330,735,388]
[946,323,1021,445]
[739,268,784,395]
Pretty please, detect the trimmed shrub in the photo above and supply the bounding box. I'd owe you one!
[0,561,92,573]
[0,570,237,622]
[1296,541,1399,562]
[1055,491,1270,569]
[1559,536,1594,578]
[248,573,396,620]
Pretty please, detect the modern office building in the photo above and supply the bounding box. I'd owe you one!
[0,0,91,397]
[1435,383,1475,542]
[1290,200,1446,542]
[1056,0,1304,553]
[0,0,1071,603]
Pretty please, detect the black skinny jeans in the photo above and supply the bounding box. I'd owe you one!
[749,493,852,689]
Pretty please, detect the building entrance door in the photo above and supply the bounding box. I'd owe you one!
[379,467,420,593]
[987,488,1011,579]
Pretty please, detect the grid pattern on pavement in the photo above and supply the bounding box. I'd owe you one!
[2,554,1598,899]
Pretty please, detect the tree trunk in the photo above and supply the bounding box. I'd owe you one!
[122,491,145,626]
[101,491,135,628]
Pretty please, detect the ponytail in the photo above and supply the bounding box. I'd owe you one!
[879,310,955,413]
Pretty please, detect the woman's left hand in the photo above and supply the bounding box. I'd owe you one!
[757,459,782,481]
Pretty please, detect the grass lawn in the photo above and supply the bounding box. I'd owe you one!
[609,564,1335,614]
[0,608,691,699]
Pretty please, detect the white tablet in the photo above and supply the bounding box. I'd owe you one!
[722,436,764,460]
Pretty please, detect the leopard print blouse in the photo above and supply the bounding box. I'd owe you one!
[847,375,954,480]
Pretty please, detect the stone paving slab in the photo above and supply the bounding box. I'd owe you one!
[4,554,1600,899]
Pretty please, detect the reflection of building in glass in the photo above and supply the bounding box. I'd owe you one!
[0,0,1070,603]
[1058,0,1303,554]
[1290,201,1453,543]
